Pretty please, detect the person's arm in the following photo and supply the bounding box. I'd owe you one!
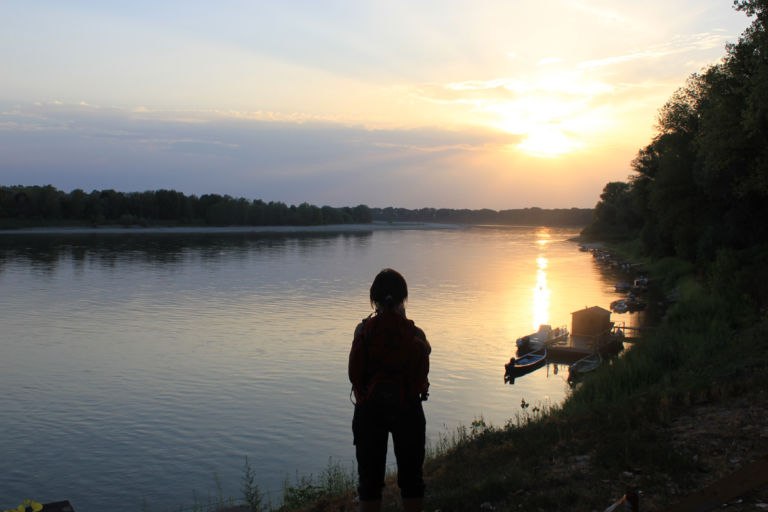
[348,322,365,392]
[414,326,431,355]
[412,326,431,396]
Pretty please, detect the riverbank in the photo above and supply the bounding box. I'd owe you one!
[279,338,767,512]
[212,338,767,512]
[267,246,768,511]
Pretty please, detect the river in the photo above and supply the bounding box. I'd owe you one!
[0,224,645,511]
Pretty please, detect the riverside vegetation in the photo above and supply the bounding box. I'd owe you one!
[208,247,766,512]
[208,2,768,510]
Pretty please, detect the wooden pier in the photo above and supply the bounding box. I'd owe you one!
[546,334,624,363]
[547,335,600,363]
[513,307,649,367]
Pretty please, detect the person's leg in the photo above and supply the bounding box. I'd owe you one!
[353,405,389,508]
[392,403,426,510]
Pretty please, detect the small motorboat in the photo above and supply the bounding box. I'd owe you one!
[615,281,632,293]
[610,296,646,313]
[632,276,648,293]
[516,324,569,352]
[505,347,547,380]
[610,299,629,313]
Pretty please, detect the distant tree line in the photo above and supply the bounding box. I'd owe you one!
[371,207,593,226]
[0,185,372,227]
[0,184,594,229]
[583,0,768,312]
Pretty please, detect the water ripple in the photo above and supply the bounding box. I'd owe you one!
[0,227,631,511]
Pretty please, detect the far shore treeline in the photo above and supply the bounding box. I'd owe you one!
[0,186,373,228]
[370,206,592,226]
[0,184,593,228]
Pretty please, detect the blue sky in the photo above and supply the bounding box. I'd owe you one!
[0,1,753,208]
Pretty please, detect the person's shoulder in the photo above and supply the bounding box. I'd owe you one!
[411,324,431,353]
[354,314,373,338]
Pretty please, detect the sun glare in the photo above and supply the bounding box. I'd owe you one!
[518,125,585,158]
[474,70,613,159]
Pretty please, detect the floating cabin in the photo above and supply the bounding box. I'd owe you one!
[547,306,619,363]
[571,305,613,339]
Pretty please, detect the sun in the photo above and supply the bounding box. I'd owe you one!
[488,93,588,159]
[517,125,585,158]
[474,70,611,158]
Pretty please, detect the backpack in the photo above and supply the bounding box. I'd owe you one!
[348,311,430,410]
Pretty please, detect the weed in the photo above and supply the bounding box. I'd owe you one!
[242,456,266,512]
[280,458,357,509]
[213,471,226,510]
[282,473,324,509]
[318,457,357,496]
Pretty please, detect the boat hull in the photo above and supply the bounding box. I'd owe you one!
[505,348,547,380]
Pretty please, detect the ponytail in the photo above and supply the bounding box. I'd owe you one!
[370,269,408,310]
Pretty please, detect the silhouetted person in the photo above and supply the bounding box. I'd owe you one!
[349,269,431,512]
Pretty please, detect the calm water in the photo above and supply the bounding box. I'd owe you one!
[0,225,643,511]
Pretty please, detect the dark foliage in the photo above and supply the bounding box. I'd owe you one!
[583,0,768,315]
[371,206,593,226]
[0,184,593,229]
[0,185,372,227]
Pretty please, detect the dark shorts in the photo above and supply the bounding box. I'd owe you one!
[352,400,426,501]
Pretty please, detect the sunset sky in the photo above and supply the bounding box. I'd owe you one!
[0,1,753,209]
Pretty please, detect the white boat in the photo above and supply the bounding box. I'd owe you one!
[516,324,569,352]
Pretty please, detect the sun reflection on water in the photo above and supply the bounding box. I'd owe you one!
[536,227,551,247]
[533,256,551,329]
[530,228,553,329]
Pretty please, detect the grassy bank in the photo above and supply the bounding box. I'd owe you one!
[206,246,767,512]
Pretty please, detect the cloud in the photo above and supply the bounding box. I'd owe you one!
[578,31,735,70]
[0,102,521,206]
[570,3,630,26]
[408,81,520,106]
[404,72,617,158]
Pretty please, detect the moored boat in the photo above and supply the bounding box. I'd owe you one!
[516,324,569,352]
[505,347,547,380]
[632,276,648,293]
[610,296,646,313]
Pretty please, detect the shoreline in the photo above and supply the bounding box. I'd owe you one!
[0,221,466,236]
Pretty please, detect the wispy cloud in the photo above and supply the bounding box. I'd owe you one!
[579,31,735,70]
[570,2,630,26]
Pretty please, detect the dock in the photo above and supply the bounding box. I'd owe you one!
[546,334,624,363]
[511,306,645,370]
[545,306,630,363]
[547,335,599,363]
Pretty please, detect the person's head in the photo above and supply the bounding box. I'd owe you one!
[369,268,408,311]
